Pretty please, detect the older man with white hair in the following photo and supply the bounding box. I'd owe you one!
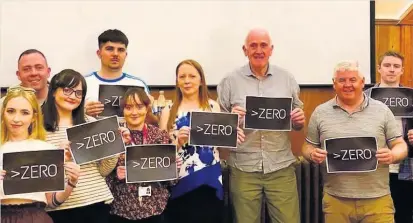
[218,28,305,223]
[303,60,408,223]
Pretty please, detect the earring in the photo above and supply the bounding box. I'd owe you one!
[28,123,33,133]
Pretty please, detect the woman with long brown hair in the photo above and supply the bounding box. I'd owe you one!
[160,59,244,223]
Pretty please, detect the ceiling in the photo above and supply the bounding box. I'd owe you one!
[375,0,413,19]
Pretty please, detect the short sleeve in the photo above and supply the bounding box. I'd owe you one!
[305,107,321,146]
[217,76,232,113]
[289,75,303,110]
[384,106,403,142]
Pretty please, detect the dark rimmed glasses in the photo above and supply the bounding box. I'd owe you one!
[62,87,83,99]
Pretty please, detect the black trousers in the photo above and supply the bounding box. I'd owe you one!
[390,173,413,223]
[165,185,224,223]
[48,202,110,223]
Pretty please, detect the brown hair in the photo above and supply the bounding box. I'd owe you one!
[167,59,211,130]
[121,87,158,125]
[378,51,404,66]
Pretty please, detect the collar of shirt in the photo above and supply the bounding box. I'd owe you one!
[375,82,403,87]
[242,63,274,78]
[332,93,370,111]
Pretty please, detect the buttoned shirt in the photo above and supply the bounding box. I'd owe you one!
[217,63,303,174]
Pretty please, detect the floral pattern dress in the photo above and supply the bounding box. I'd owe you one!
[106,124,175,220]
[169,104,223,200]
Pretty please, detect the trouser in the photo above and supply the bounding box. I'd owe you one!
[48,202,110,223]
[322,192,395,223]
[165,185,224,223]
[229,165,300,223]
[389,173,413,223]
[1,202,53,223]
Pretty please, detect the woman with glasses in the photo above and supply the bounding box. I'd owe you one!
[42,69,117,223]
[107,87,180,223]
[0,86,80,223]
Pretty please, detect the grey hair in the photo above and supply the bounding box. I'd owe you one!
[333,60,364,79]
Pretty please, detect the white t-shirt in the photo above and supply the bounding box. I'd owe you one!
[84,72,149,102]
[0,139,58,204]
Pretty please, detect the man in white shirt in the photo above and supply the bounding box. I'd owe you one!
[84,29,150,117]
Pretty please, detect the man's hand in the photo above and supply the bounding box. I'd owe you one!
[85,101,104,117]
[310,148,327,164]
[376,148,394,164]
[231,106,246,126]
[231,106,246,117]
[291,108,305,129]
[237,127,245,144]
[408,129,413,146]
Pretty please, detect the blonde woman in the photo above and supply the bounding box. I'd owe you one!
[0,86,80,223]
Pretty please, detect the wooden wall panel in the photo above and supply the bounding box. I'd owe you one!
[375,25,401,83]
[291,88,335,155]
[400,26,413,87]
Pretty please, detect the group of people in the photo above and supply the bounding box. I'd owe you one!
[0,27,412,223]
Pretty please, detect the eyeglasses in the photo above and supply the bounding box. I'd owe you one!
[7,86,36,94]
[63,87,83,99]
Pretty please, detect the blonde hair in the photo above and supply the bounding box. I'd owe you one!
[1,87,46,144]
[333,60,364,79]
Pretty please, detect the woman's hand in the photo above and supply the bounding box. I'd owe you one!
[0,170,6,180]
[116,166,126,180]
[176,155,183,170]
[177,126,190,148]
[119,127,132,145]
[60,140,73,161]
[64,162,80,186]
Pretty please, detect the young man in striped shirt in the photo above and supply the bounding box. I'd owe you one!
[84,29,150,118]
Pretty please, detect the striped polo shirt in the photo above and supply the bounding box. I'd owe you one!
[84,72,149,103]
[45,124,117,211]
[306,94,402,198]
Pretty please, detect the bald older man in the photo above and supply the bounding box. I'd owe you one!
[303,61,407,223]
[217,28,304,223]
